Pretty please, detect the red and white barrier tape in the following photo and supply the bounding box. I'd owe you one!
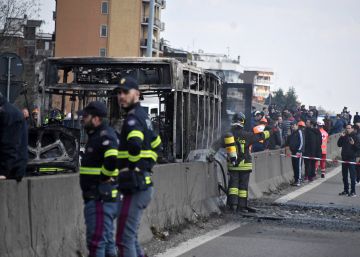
[280,153,360,166]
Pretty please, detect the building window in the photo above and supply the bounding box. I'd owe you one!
[45,41,50,50]
[99,48,107,57]
[100,24,108,37]
[101,1,108,14]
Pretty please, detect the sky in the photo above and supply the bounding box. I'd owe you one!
[38,0,360,113]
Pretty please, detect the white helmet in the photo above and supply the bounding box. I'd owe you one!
[317,120,325,126]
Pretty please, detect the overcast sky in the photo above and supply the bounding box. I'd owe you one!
[39,0,360,113]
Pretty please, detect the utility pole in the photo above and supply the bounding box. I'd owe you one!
[146,0,155,57]
[6,56,13,101]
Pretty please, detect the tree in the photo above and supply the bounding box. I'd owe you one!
[285,87,300,111]
[271,87,300,111]
[272,88,286,109]
[0,0,40,49]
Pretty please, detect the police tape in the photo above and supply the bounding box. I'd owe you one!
[280,153,360,166]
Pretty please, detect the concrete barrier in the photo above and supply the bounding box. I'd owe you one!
[250,149,293,198]
[28,175,86,257]
[0,162,219,257]
[327,133,341,160]
[0,179,34,257]
[140,162,219,242]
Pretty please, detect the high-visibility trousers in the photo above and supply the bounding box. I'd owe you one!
[227,170,251,208]
[315,154,326,173]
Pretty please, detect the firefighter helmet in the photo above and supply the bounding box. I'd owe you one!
[44,109,63,125]
[231,112,246,128]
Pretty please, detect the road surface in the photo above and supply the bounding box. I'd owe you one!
[156,166,360,257]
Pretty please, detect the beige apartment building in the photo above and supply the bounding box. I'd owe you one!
[54,0,166,57]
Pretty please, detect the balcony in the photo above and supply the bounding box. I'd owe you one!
[253,78,271,86]
[143,0,166,9]
[140,39,161,51]
[36,49,53,57]
[142,17,165,31]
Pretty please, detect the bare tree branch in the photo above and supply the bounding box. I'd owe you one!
[0,0,41,48]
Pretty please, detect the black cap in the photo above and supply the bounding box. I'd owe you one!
[79,101,107,117]
[117,76,139,91]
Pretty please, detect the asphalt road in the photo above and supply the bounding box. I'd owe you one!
[159,167,360,257]
[178,223,360,257]
[287,170,360,209]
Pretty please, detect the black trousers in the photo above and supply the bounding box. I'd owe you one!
[291,157,302,182]
[227,170,251,208]
[342,162,356,194]
[304,159,316,178]
[356,160,360,183]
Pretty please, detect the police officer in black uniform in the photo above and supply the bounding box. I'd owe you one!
[115,77,162,257]
[79,101,119,257]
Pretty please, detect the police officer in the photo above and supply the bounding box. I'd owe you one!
[209,112,271,213]
[79,101,119,257]
[115,77,161,257]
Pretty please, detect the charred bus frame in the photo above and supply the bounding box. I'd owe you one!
[43,57,222,161]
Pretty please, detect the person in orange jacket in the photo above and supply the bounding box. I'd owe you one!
[252,118,268,152]
[316,120,329,178]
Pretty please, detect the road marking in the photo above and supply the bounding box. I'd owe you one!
[154,222,244,257]
[275,166,342,204]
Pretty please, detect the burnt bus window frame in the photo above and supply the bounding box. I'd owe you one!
[43,57,222,162]
[222,83,253,132]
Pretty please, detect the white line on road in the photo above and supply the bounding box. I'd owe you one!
[154,222,244,257]
[275,166,342,204]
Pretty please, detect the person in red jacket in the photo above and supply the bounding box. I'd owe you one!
[316,120,329,178]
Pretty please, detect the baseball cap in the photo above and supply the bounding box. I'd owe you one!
[298,121,305,127]
[260,118,268,124]
[79,101,107,118]
[116,76,139,91]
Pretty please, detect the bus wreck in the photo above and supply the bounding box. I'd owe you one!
[28,57,223,171]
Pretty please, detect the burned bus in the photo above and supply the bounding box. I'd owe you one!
[28,57,222,171]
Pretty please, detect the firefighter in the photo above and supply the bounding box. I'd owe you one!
[79,101,119,257]
[316,120,329,178]
[115,77,162,257]
[38,109,66,173]
[208,112,271,213]
[43,108,64,126]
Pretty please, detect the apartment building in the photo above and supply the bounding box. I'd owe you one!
[54,0,166,57]
[242,69,274,103]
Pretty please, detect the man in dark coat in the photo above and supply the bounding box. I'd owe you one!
[304,120,322,181]
[331,115,346,134]
[0,93,28,181]
[337,124,360,196]
[353,112,360,124]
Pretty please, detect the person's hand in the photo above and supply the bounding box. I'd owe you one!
[101,177,114,184]
[0,176,6,180]
[207,153,215,163]
[349,137,355,145]
[296,152,302,158]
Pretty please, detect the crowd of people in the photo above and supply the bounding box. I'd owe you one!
[250,104,360,196]
[250,105,359,152]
